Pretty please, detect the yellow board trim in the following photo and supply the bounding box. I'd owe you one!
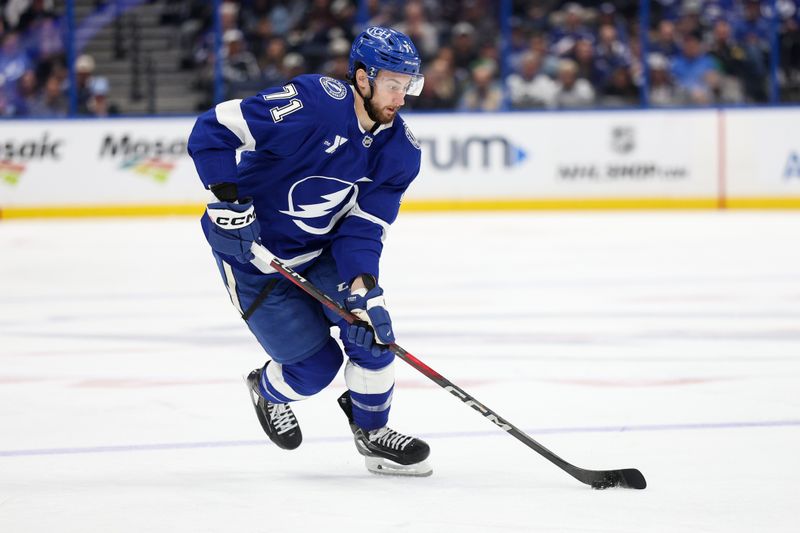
[400,198,721,211]
[0,204,205,219]
[2,198,800,219]
[724,198,800,209]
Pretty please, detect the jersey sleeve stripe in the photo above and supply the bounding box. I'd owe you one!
[347,203,390,242]
[214,99,256,151]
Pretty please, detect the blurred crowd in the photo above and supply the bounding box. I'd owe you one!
[0,0,115,117]
[2,0,800,117]
[181,0,800,110]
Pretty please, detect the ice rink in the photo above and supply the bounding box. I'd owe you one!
[1,211,799,532]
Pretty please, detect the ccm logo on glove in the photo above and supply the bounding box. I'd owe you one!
[207,205,257,228]
[205,199,261,263]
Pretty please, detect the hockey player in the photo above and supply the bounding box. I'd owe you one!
[187,27,431,476]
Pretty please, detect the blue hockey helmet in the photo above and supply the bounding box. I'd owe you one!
[348,26,424,96]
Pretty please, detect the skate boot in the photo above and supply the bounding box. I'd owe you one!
[246,366,302,450]
[337,391,432,477]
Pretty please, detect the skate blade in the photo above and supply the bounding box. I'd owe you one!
[242,374,258,405]
[364,456,433,477]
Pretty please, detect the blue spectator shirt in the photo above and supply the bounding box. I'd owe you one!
[671,53,718,90]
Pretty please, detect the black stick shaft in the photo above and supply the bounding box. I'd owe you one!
[264,253,645,489]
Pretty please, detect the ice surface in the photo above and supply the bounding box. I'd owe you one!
[1,212,799,532]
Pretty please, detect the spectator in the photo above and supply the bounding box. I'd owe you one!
[506,51,557,109]
[597,3,630,44]
[219,1,240,33]
[29,73,67,116]
[247,15,277,59]
[450,22,479,75]
[778,0,800,90]
[458,0,499,39]
[518,2,553,35]
[507,17,532,73]
[410,57,459,110]
[177,1,214,71]
[652,0,683,23]
[595,24,631,81]
[601,65,639,107]
[0,32,32,91]
[458,59,503,112]
[29,13,62,66]
[528,31,560,78]
[258,36,289,86]
[735,0,771,45]
[74,53,96,115]
[550,2,594,58]
[647,52,681,106]
[671,30,719,104]
[365,0,397,28]
[572,38,606,88]
[8,69,38,116]
[241,0,273,34]
[266,0,306,36]
[395,1,438,61]
[676,0,705,38]
[293,0,340,70]
[222,29,260,86]
[321,37,350,80]
[282,52,306,81]
[650,19,681,58]
[86,76,118,117]
[552,58,595,108]
[734,0,770,101]
[707,18,747,102]
[16,0,56,34]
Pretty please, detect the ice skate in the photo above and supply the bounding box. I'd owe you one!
[337,391,432,477]
[246,366,302,450]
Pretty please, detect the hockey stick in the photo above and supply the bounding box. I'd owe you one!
[251,244,646,490]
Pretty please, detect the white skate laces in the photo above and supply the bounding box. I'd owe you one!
[368,427,414,451]
[268,403,299,435]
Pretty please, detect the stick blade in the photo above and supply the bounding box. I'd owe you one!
[617,468,647,489]
[588,468,647,490]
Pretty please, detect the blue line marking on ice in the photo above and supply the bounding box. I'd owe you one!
[2,419,798,458]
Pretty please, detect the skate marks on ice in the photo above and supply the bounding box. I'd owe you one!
[1,213,800,531]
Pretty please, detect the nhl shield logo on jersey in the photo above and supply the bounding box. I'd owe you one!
[403,123,420,150]
[319,77,348,100]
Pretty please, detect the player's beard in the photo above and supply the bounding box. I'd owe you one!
[365,96,396,125]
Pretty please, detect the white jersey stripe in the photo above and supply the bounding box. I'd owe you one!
[347,202,390,242]
[221,261,244,315]
[215,99,256,151]
[265,362,311,401]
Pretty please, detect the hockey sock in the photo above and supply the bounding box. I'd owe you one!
[344,360,395,430]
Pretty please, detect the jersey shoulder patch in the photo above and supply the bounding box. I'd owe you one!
[403,121,421,150]
[319,76,349,101]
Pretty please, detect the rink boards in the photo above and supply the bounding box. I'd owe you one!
[0,108,799,217]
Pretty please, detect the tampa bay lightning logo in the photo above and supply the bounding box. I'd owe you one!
[279,176,372,235]
[319,77,347,100]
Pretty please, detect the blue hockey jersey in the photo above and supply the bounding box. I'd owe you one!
[188,74,422,283]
